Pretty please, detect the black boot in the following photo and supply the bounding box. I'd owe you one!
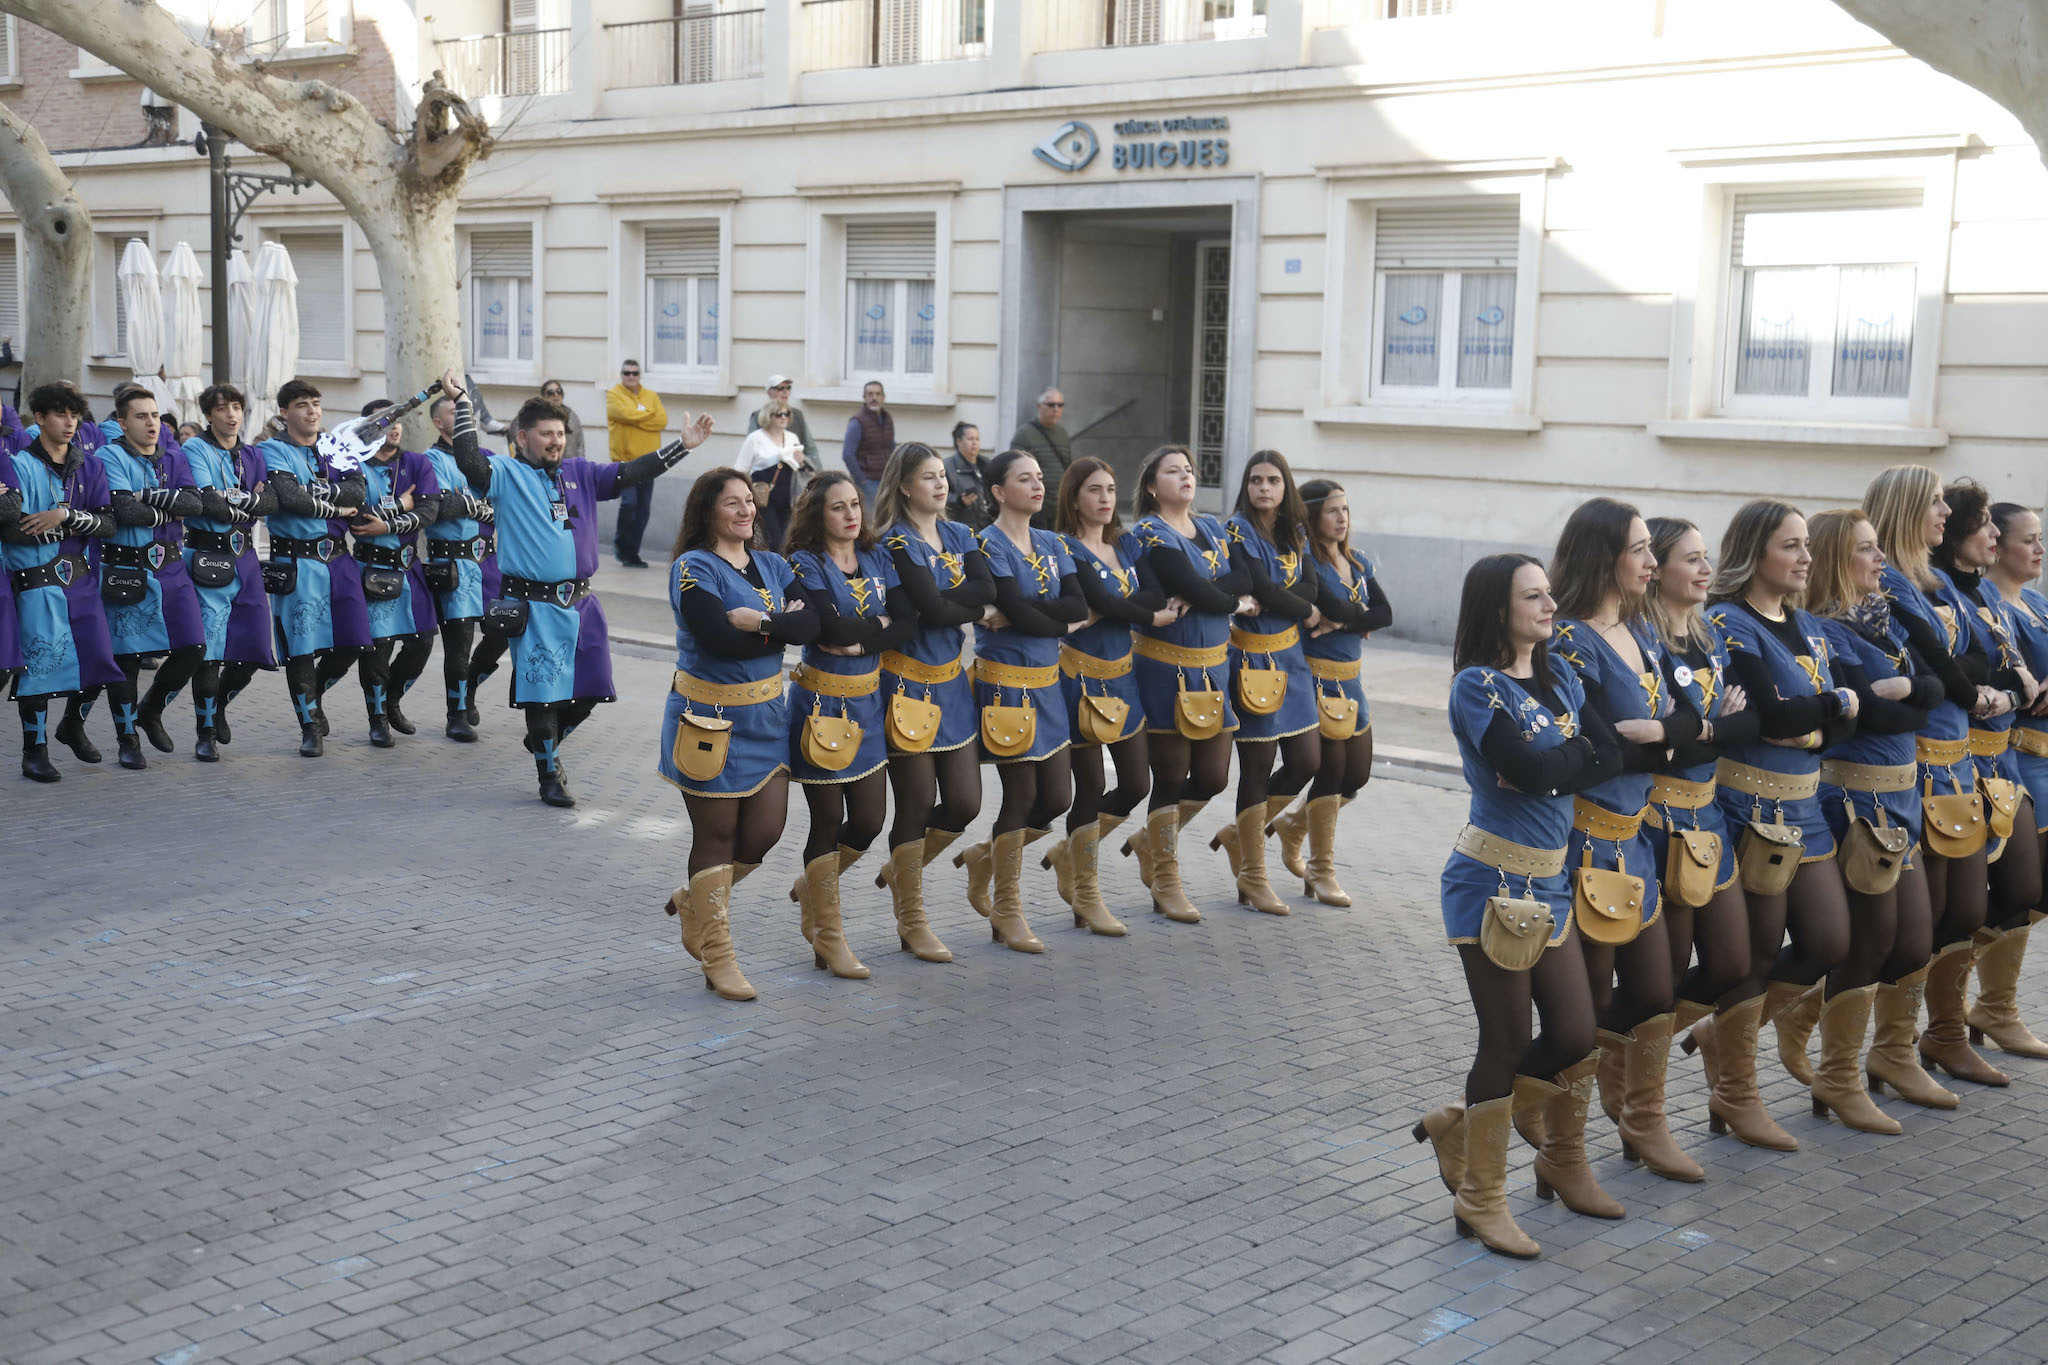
[194,730,220,762]
[111,689,147,769]
[191,664,222,762]
[526,706,575,808]
[385,697,416,736]
[445,691,477,744]
[368,712,394,748]
[136,699,174,753]
[54,698,102,764]
[19,703,60,783]
[288,658,324,758]
[217,662,257,746]
[117,734,147,770]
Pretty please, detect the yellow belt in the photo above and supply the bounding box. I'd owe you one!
[672,670,784,707]
[1820,758,1917,794]
[1308,657,1361,682]
[2014,727,2048,759]
[1059,645,1133,681]
[1230,624,1300,653]
[1573,798,1647,843]
[1649,774,1716,810]
[881,650,962,687]
[975,659,1059,690]
[1454,825,1567,880]
[791,663,880,699]
[1715,758,1820,803]
[1133,637,1228,670]
[1969,728,2012,758]
[1917,736,1969,767]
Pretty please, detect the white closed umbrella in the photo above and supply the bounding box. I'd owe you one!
[244,240,300,438]
[118,239,167,409]
[228,248,256,392]
[160,242,206,419]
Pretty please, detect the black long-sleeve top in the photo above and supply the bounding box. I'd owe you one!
[268,469,367,520]
[676,554,822,658]
[1240,552,1317,621]
[1890,590,1980,710]
[799,557,918,655]
[1143,540,1250,616]
[1831,647,1940,737]
[992,568,1089,637]
[1659,633,1765,771]
[1073,549,1168,626]
[1722,601,1855,748]
[1937,565,2026,696]
[1313,562,1393,635]
[196,452,278,524]
[1480,670,1623,796]
[889,538,996,628]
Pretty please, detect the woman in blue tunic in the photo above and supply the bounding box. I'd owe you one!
[1120,445,1251,923]
[954,449,1087,952]
[1982,500,2048,1060]
[1547,498,1704,1185]
[1212,451,1321,916]
[1703,501,1857,1150]
[869,442,998,963]
[180,384,277,759]
[1412,553,1618,1260]
[785,471,915,979]
[1864,465,2013,1089]
[1050,456,1175,936]
[3,384,124,783]
[1802,509,1944,1128]
[1279,481,1392,909]
[660,468,817,1002]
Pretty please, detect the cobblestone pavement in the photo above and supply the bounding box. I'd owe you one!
[5,642,2048,1365]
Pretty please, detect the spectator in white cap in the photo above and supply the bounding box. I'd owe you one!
[746,375,814,463]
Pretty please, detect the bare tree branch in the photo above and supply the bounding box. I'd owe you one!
[0,101,91,391]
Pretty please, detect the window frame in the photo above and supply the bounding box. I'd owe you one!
[843,276,936,382]
[460,217,543,386]
[804,195,952,402]
[245,218,356,377]
[609,205,734,397]
[89,226,159,366]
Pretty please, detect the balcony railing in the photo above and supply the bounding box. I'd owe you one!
[1315,0,1455,19]
[803,0,989,71]
[607,9,767,88]
[1036,0,1268,51]
[433,28,571,99]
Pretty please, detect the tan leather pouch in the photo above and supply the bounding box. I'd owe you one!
[1922,775,1987,860]
[1317,692,1358,741]
[1839,801,1911,895]
[1175,674,1225,740]
[1481,891,1555,971]
[673,708,733,783]
[981,699,1036,758]
[1663,828,1721,909]
[1077,690,1130,746]
[1236,657,1287,717]
[1984,776,2021,840]
[885,691,940,753]
[1572,847,1645,945]
[1737,817,1804,895]
[800,705,861,772]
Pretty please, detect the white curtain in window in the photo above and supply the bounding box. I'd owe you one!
[694,276,719,367]
[1734,268,1812,397]
[852,278,895,373]
[905,279,934,375]
[1380,273,1441,387]
[1456,271,1515,390]
[649,276,690,367]
[1832,265,1915,399]
[518,287,534,361]
[475,276,516,361]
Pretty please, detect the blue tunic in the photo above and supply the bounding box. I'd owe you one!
[1708,602,1841,859]
[1553,619,1664,927]
[3,448,122,698]
[488,455,624,706]
[1647,631,1740,891]
[1122,513,1238,735]
[2005,586,2048,832]
[1301,547,1376,731]
[1883,564,1973,798]
[180,436,276,668]
[355,451,440,643]
[1442,661,1586,947]
[788,543,896,783]
[1817,613,1924,852]
[261,436,372,660]
[1224,515,1318,742]
[1935,568,2023,788]
[974,524,1076,762]
[1060,535,1147,747]
[94,440,207,657]
[882,519,979,754]
[660,548,795,798]
[424,440,500,623]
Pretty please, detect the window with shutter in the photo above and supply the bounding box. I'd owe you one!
[95,234,147,358]
[0,236,18,345]
[280,230,347,364]
[843,217,938,381]
[1370,198,1519,398]
[0,17,18,83]
[645,222,720,370]
[469,226,535,365]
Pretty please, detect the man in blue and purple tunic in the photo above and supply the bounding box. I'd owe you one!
[443,367,710,806]
[349,399,441,748]
[181,382,277,758]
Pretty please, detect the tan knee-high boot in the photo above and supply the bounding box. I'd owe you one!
[1692,995,1798,1150]
[1517,1055,1625,1218]
[886,840,952,963]
[1068,818,1127,936]
[1270,796,1310,881]
[1208,794,1292,882]
[799,852,870,979]
[1121,819,1157,889]
[875,827,962,888]
[953,839,995,919]
[1041,832,1076,906]
[792,844,864,939]
[1616,1014,1705,1181]
[1304,794,1351,907]
[1231,805,1290,914]
[1145,807,1202,923]
[1766,980,1821,1085]
[988,827,1045,953]
[1594,1030,1627,1127]
[673,861,757,958]
[1866,965,1958,1108]
[1411,1103,1467,1194]
[685,865,756,1001]
[1809,984,1902,1133]
[1453,1097,1540,1259]
[1969,916,2048,1058]
[1920,940,2011,1085]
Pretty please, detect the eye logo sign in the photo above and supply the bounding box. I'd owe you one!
[1398,306,1429,325]
[1476,306,1506,326]
[1034,121,1099,173]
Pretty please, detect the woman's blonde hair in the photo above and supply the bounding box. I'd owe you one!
[1802,508,1873,621]
[1708,499,1803,605]
[1863,464,1942,591]
[1642,516,1704,649]
[870,441,944,535]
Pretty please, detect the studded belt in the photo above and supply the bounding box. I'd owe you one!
[270,534,345,562]
[1715,759,1820,803]
[1133,637,1228,670]
[502,574,590,608]
[103,541,179,571]
[1230,624,1299,653]
[881,650,963,686]
[9,554,88,594]
[673,670,783,707]
[1969,728,2012,758]
[1820,759,1918,794]
[1572,798,1647,843]
[353,541,414,569]
[1454,825,1567,880]
[185,528,250,555]
[1059,645,1133,681]
[427,535,494,562]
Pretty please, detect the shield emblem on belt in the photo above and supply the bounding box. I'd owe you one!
[230,531,246,555]
[316,537,335,561]
[470,537,486,558]
[147,543,167,571]
[53,557,74,587]
[402,545,415,566]
[553,582,576,608]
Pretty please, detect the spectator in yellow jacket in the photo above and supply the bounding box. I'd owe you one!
[605,360,667,567]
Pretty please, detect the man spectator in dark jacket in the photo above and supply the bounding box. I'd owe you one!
[1007,388,1072,528]
[840,379,892,507]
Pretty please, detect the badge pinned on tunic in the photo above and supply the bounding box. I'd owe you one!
[1673,664,1694,688]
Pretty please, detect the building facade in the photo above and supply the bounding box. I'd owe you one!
[6,0,2047,638]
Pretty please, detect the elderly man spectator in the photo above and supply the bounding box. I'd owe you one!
[539,379,586,461]
[840,379,893,507]
[943,421,988,527]
[746,375,816,462]
[1008,388,1073,527]
[605,359,667,568]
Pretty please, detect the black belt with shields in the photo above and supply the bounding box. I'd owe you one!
[502,574,591,608]
[353,541,413,569]
[271,534,344,562]
[10,554,88,593]
[427,536,494,562]
[186,528,250,555]
[102,540,179,571]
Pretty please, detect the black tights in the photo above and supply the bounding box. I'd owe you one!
[1665,880,1751,1009]
[384,633,437,706]
[995,751,1073,836]
[1988,795,2044,932]
[1458,942,1598,1102]
[439,621,477,714]
[356,641,401,716]
[685,775,790,876]
[884,744,983,849]
[1718,858,1851,1006]
[1233,729,1321,814]
[135,645,202,715]
[1926,846,1990,949]
[1146,731,1232,811]
[1832,860,1935,993]
[1309,729,1374,800]
[803,768,889,863]
[1580,916,1676,1035]
[469,630,508,698]
[1068,732,1150,833]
